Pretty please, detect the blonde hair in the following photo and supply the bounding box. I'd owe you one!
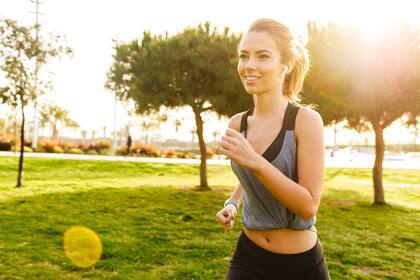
[246,18,310,105]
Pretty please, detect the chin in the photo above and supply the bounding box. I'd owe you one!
[245,88,262,95]
[243,86,258,94]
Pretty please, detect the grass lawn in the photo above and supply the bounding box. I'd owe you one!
[0,156,419,279]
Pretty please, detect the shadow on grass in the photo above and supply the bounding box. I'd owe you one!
[0,186,418,279]
[0,186,238,279]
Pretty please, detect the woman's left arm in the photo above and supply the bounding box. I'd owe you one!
[220,108,325,221]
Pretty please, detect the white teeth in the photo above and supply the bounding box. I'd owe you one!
[245,76,260,81]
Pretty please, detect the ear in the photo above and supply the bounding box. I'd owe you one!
[280,64,289,76]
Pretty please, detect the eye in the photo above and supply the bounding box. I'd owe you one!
[237,54,248,60]
[259,54,270,60]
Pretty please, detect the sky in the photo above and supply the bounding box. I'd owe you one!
[1,0,419,145]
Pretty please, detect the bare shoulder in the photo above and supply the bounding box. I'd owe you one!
[295,106,324,140]
[227,112,245,132]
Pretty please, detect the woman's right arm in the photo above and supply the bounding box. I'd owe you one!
[228,182,243,207]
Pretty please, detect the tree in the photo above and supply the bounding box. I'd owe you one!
[39,102,79,140]
[0,19,71,187]
[173,118,183,134]
[402,112,420,145]
[304,22,420,204]
[106,22,252,191]
[80,129,87,142]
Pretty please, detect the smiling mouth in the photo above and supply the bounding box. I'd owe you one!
[244,75,261,82]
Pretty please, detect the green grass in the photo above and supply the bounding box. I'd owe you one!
[0,156,419,279]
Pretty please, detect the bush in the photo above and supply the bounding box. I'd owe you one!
[175,150,194,158]
[130,143,159,157]
[206,148,216,158]
[99,148,111,155]
[52,146,63,153]
[24,146,33,153]
[176,151,187,158]
[67,148,84,154]
[115,146,128,156]
[24,139,32,148]
[86,149,98,155]
[163,149,176,158]
[90,140,112,153]
[37,140,60,153]
[10,145,34,153]
[77,142,90,152]
[61,141,78,153]
[0,140,12,151]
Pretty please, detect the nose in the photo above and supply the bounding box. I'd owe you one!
[244,57,257,70]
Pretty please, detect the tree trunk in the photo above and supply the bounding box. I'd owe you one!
[17,102,25,188]
[52,123,58,140]
[371,121,385,205]
[193,107,210,191]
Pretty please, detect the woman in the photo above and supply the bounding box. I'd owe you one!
[216,18,331,279]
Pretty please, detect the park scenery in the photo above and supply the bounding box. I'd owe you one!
[1,1,419,279]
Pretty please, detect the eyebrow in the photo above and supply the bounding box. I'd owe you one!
[239,50,272,55]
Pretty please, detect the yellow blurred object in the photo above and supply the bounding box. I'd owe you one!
[63,225,102,268]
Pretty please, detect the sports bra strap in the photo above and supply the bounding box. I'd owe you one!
[240,102,300,133]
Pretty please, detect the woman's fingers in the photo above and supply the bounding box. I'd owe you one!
[220,137,236,152]
[225,220,234,232]
[216,207,236,229]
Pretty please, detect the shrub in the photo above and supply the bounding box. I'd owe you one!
[90,140,112,153]
[52,145,63,153]
[77,142,91,152]
[86,149,98,155]
[24,139,32,148]
[163,149,176,158]
[0,140,12,151]
[24,146,33,153]
[207,148,216,158]
[61,141,78,153]
[176,151,187,158]
[37,139,60,153]
[130,143,159,157]
[115,146,128,156]
[99,148,111,155]
[67,148,84,154]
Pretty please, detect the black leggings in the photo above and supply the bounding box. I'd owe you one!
[226,231,330,280]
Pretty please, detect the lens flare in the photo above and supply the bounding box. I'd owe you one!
[63,225,102,268]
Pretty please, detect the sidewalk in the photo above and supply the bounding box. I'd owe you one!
[1,151,419,169]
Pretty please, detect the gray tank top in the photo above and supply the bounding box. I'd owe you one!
[230,102,317,232]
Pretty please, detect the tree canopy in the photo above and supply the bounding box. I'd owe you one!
[106,22,252,190]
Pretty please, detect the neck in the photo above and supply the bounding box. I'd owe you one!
[252,86,289,119]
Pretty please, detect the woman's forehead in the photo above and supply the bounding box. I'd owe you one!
[238,31,278,53]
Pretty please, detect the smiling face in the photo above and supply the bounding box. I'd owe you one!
[237,31,286,95]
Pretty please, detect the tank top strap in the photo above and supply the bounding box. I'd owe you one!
[283,102,300,131]
[240,108,253,133]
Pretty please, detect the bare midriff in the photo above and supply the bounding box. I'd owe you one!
[243,226,318,254]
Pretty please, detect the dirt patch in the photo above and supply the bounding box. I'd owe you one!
[352,266,380,275]
[323,198,356,207]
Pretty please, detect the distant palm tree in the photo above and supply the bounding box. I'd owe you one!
[81,130,87,142]
[39,103,79,140]
[190,128,197,148]
[173,118,183,134]
[140,113,168,144]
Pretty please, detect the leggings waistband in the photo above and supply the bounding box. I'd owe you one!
[237,230,324,267]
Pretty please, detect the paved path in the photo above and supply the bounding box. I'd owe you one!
[1,150,419,170]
